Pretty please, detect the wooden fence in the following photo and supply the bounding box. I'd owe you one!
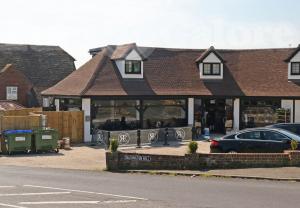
[43,111,84,144]
[0,109,84,144]
[1,108,42,116]
[0,115,41,132]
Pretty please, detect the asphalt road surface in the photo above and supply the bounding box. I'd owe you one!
[0,166,299,208]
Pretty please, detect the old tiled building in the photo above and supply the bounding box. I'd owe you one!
[0,43,76,107]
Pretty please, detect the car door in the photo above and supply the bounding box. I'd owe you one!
[236,131,263,153]
[261,130,291,153]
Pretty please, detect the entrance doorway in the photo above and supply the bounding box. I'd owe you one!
[194,98,234,135]
[203,99,226,134]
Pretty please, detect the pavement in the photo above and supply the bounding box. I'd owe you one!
[0,165,299,208]
[124,167,300,182]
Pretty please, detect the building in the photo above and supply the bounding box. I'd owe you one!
[0,43,76,107]
[0,64,36,106]
[42,43,300,142]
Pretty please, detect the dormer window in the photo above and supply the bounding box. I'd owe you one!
[203,63,221,76]
[196,46,225,80]
[286,44,300,79]
[125,60,141,74]
[111,43,144,79]
[291,62,300,75]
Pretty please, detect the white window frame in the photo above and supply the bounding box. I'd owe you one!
[199,53,223,80]
[6,86,18,100]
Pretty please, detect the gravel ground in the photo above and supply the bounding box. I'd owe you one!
[0,142,209,171]
[120,141,211,155]
[0,145,106,171]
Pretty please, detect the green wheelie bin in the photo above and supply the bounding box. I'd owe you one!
[32,128,59,153]
[2,130,33,155]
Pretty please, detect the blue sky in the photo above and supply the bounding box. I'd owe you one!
[0,0,299,67]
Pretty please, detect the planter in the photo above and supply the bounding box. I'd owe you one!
[106,151,119,171]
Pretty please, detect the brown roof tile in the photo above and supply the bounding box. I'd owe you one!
[0,100,24,111]
[42,44,300,97]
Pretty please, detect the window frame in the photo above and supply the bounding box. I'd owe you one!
[6,86,18,100]
[202,63,221,76]
[291,62,300,75]
[125,60,142,74]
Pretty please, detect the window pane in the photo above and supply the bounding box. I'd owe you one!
[262,131,288,141]
[212,64,220,74]
[143,99,187,128]
[6,86,18,100]
[238,131,261,140]
[292,63,300,74]
[203,64,211,75]
[132,61,141,73]
[125,61,141,74]
[241,99,282,129]
[92,100,139,131]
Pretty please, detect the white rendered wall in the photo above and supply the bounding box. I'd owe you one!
[82,98,92,142]
[115,49,143,79]
[281,100,293,123]
[199,52,223,79]
[294,100,300,122]
[233,98,240,131]
[188,98,194,126]
[288,51,300,80]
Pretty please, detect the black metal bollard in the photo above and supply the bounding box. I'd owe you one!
[164,128,169,146]
[191,126,196,141]
[136,129,141,148]
[107,131,110,150]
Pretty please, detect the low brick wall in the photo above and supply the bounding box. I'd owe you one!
[106,151,300,171]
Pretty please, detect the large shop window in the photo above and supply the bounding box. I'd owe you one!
[143,99,187,129]
[92,100,139,131]
[241,99,290,129]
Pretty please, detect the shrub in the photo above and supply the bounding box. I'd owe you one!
[188,141,198,154]
[110,138,119,152]
[291,140,298,151]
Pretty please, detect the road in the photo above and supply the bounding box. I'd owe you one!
[0,166,299,208]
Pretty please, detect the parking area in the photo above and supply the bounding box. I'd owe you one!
[121,141,211,155]
[0,184,149,208]
[0,146,106,171]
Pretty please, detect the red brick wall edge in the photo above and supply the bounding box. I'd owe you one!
[106,151,300,171]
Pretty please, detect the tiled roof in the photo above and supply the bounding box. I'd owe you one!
[42,43,300,97]
[0,100,24,111]
[0,43,75,88]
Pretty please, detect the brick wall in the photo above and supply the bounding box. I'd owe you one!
[0,65,33,107]
[106,151,300,171]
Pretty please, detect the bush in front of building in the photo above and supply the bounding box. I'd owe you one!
[110,138,119,152]
[291,140,298,151]
[188,141,198,154]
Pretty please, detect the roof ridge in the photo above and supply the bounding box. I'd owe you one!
[0,43,60,48]
[80,48,110,95]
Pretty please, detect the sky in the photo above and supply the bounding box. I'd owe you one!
[1,0,300,67]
